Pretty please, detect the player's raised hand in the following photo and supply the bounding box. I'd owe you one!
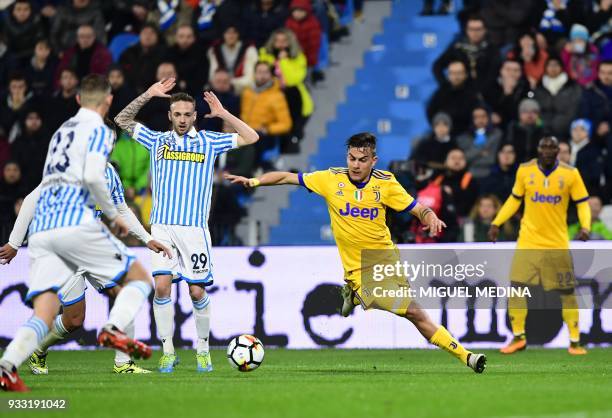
[575,228,590,241]
[147,239,173,258]
[146,78,176,98]
[224,173,256,188]
[0,243,18,265]
[488,225,499,243]
[110,216,130,238]
[203,91,227,118]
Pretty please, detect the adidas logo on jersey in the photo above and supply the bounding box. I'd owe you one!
[157,145,206,163]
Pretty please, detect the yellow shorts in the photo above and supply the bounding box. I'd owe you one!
[345,265,412,316]
[509,249,575,291]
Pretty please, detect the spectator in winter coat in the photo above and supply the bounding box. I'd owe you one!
[23,40,58,97]
[507,32,549,88]
[119,23,166,94]
[198,69,241,133]
[569,118,603,195]
[2,0,45,64]
[165,24,210,97]
[578,60,612,140]
[10,110,50,193]
[480,0,538,47]
[561,24,600,86]
[45,68,79,132]
[410,112,457,171]
[505,99,544,162]
[568,196,612,239]
[55,24,112,85]
[533,56,582,140]
[427,60,480,136]
[435,148,479,218]
[243,0,288,48]
[108,65,137,121]
[285,0,321,69]
[482,59,530,129]
[0,74,34,142]
[50,0,106,52]
[457,106,503,179]
[208,25,258,94]
[479,143,518,201]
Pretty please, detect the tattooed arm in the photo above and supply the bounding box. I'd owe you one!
[114,78,176,136]
[410,202,446,237]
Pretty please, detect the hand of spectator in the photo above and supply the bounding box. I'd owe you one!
[203,91,228,119]
[597,121,610,137]
[147,239,173,258]
[422,212,446,237]
[224,174,255,188]
[488,225,499,242]
[576,228,590,242]
[0,244,18,265]
[146,78,176,98]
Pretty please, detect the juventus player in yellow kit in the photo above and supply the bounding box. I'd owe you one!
[226,133,487,373]
[489,136,591,355]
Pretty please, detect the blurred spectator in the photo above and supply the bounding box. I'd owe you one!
[259,28,313,141]
[578,60,612,141]
[427,60,480,136]
[505,99,544,162]
[480,0,536,47]
[410,112,457,171]
[137,62,179,132]
[432,14,498,90]
[569,118,603,194]
[107,0,153,39]
[568,196,612,239]
[421,0,451,15]
[285,0,321,69]
[120,23,166,94]
[2,0,45,64]
[435,148,479,218]
[0,34,17,90]
[561,24,600,86]
[165,24,209,96]
[56,24,112,84]
[462,194,517,242]
[457,106,503,179]
[558,140,571,163]
[534,56,582,140]
[0,73,34,143]
[480,143,518,200]
[208,25,258,94]
[50,0,107,52]
[0,161,27,243]
[46,68,80,132]
[241,61,292,166]
[110,132,150,199]
[507,32,549,88]
[243,0,288,48]
[23,39,58,97]
[482,59,530,129]
[588,0,612,35]
[199,69,240,132]
[10,110,50,192]
[537,0,587,47]
[108,65,137,121]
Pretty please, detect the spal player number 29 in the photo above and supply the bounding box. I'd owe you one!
[191,253,207,271]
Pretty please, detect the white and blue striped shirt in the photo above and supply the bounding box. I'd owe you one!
[29,108,115,235]
[132,123,237,227]
[94,164,125,218]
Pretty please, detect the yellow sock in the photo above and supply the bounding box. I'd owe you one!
[429,326,470,365]
[561,294,580,343]
[508,295,527,337]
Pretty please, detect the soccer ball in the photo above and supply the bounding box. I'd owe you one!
[227,334,264,372]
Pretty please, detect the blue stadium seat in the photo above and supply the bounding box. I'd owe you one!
[108,33,139,62]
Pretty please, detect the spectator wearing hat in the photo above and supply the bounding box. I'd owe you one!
[569,118,603,194]
[505,98,544,162]
[285,0,321,70]
[409,112,457,171]
[457,106,503,179]
[562,23,600,86]
[534,56,582,140]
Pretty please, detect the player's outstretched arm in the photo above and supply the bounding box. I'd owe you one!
[114,78,176,136]
[203,91,259,146]
[410,202,446,237]
[0,185,41,264]
[225,172,299,188]
[115,202,172,258]
[488,194,522,242]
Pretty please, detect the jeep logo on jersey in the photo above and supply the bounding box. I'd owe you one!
[339,203,379,220]
[531,192,562,204]
[156,144,206,163]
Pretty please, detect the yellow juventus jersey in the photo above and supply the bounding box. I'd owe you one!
[510,159,589,249]
[299,168,416,273]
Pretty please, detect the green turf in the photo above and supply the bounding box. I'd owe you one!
[1,348,611,418]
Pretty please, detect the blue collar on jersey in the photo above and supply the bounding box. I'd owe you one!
[538,160,558,177]
[349,170,372,189]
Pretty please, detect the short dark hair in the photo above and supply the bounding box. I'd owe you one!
[346,132,377,154]
[598,59,612,69]
[170,92,195,105]
[539,136,559,146]
[8,72,26,84]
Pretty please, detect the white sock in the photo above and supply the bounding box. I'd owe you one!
[37,314,70,354]
[114,321,134,365]
[1,316,49,369]
[153,296,175,355]
[107,281,152,331]
[193,294,210,354]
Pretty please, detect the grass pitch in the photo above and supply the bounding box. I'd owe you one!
[0,348,611,418]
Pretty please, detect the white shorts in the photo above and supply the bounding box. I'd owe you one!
[57,266,124,307]
[151,224,213,285]
[27,221,135,303]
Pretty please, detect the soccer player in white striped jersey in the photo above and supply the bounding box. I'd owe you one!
[0,75,155,392]
[114,78,259,373]
[0,163,172,374]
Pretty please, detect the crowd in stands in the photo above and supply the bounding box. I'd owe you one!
[0,0,361,245]
[393,0,612,244]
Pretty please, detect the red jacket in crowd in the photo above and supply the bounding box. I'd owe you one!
[55,41,112,87]
[285,0,321,67]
